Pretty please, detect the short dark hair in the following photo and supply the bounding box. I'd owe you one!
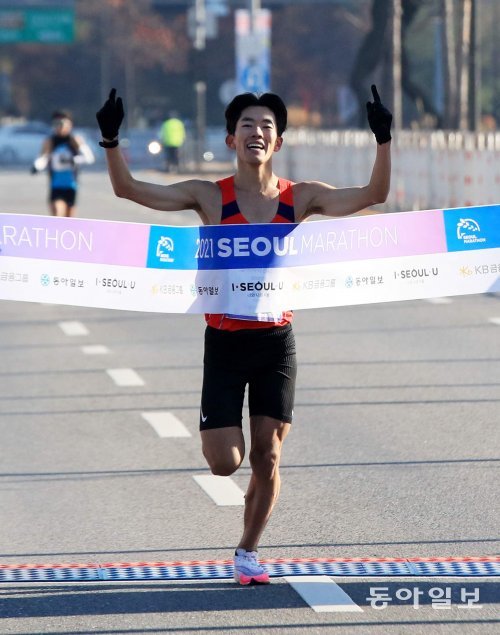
[225,93,287,136]
[51,110,73,121]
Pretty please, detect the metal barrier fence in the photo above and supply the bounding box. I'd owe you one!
[273,129,500,212]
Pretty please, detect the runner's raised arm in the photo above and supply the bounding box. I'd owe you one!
[294,84,392,220]
[96,89,217,222]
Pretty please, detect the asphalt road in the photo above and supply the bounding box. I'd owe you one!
[0,169,499,634]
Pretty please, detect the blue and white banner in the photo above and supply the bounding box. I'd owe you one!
[0,204,499,314]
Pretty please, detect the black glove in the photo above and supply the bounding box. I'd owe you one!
[30,165,38,175]
[366,84,392,145]
[96,88,124,141]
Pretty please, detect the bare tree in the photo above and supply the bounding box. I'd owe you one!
[350,0,442,128]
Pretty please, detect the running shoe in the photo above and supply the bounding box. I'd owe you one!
[233,548,270,585]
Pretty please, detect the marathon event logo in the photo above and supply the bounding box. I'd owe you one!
[444,205,500,252]
[456,218,484,244]
[147,225,196,269]
[146,220,407,271]
[156,236,175,263]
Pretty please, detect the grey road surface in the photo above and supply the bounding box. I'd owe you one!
[0,170,498,633]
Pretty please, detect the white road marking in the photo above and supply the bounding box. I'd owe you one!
[58,321,89,336]
[81,345,110,355]
[425,297,453,304]
[284,576,364,613]
[193,475,245,506]
[489,317,500,325]
[106,368,145,387]
[141,412,191,437]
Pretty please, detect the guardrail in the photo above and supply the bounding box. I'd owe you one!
[274,129,500,212]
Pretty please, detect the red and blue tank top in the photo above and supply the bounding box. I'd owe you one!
[205,175,295,331]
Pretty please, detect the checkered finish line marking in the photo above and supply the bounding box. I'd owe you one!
[1,556,499,583]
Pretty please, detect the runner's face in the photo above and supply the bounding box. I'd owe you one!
[227,106,282,163]
[52,118,72,136]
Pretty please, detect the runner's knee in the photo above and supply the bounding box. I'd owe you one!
[204,453,242,476]
[249,446,280,480]
[202,443,244,476]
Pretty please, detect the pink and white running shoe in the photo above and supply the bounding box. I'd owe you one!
[233,548,270,585]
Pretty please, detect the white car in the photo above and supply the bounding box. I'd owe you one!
[0,121,51,165]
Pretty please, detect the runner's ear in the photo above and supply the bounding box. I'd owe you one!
[273,136,283,152]
[225,134,236,150]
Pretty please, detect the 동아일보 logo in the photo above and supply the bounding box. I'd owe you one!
[457,218,486,245]
[156,236,175,263]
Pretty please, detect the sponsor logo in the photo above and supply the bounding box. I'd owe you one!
[394,267,439,279]
[457,218,486,245]
[156,236,175,263]
[459,263,500,276]
[293,278,336,291]
[200,408,208,423]
[231,281,283,292]
[151,283,184,296]
[39,274,85,288]
[195,285,219,296]
[0,271,29,284]
[343,274,384,288]
[96,277,136,290]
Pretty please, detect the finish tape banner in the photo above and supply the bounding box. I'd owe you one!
[0,205,499,315]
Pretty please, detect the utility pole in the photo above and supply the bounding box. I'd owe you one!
[99,7,110,106]
[249,0,260,31]
[124,2,136,130]
[469,0,480,130]
[458,0,472,130]
[392,0,403,130]
[194,0,206,51]
[442,0,458,128]
[193,0,206,169]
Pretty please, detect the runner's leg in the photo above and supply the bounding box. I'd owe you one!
[237,415,290,551]
[201,426,245,476]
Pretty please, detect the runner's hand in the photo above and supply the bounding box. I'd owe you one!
[366,84,392,144]
[96,88,124,140]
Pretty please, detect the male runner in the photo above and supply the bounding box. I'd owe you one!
[31,110,95,217]
[96,86,392,584]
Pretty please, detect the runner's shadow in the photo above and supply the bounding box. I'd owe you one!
[0,581,302,618]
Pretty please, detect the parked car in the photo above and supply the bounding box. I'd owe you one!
[0,121,51,165]
[0,122,99,168]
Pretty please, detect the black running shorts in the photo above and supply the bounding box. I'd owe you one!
[200,324,297,430]
[50,187,76,206]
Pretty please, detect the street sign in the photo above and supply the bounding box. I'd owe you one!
[206,0,228,17]
[235,8,271,95]
[0,5,74,43]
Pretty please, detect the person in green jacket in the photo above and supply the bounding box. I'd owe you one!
[159,111,186,173]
